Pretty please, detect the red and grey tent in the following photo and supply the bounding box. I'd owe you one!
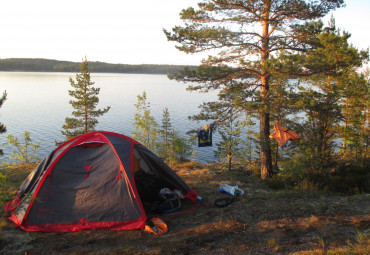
[5,131,198,232]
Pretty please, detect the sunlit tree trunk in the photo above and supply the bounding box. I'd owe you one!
[342,97,349,153]
[260,7,272,179]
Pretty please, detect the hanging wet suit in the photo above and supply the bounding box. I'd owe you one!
[196,123,216,147]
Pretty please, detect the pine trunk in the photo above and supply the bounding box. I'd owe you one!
[84,105,88,134]
[362,102,368,166]
[342,97,349,153]
[260,8,272,180]
[228,154,232,171]
[260,99,272,180]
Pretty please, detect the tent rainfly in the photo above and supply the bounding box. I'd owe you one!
[5,131,198,232]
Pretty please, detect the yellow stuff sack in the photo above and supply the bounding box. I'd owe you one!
[144,217,168,236]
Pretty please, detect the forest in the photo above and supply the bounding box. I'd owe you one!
[0,58,195,74]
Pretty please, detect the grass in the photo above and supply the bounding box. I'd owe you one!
[0,163,38,214]
[1,162,369,254]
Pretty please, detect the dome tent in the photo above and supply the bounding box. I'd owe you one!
[5,131,198,232]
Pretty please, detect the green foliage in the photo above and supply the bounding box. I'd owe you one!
[266,173,296,190]
[157,107,173,159]
[236,114,259,169]
[132,91,159,152]
[1,131,40,165]
[316,236,327,254]
[303,17,367,75]
[190,94,244,170]
[291,19,369,169]
[339,68,369,164]
[133,93,195,163]
[0,171,7,198]
[168,131,194,163]
[59,57,110,143]
[0,91,7,156]
[0,163,37,215]
[268,157,369,194]
[326,163,370,194]
[215,117,242,171]
[0,171,12,211]
[295,88,341,167]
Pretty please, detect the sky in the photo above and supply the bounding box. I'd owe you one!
[0,0,369,66]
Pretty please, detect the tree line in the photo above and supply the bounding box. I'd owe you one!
[0,58,195,74]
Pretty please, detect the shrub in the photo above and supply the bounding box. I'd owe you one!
[267,174,292,190]
[268,158,369,194]
[325,164,370,194]
[1,131,41,165]
[168,132,195,163]
[295,178,320,191]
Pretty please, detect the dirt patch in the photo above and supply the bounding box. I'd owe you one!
[1,163,369,254]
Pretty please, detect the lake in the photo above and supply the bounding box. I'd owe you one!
[0,72,223,163]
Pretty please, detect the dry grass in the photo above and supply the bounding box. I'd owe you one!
[0,162,369,254]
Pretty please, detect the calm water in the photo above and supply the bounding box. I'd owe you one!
[0,72,220,163]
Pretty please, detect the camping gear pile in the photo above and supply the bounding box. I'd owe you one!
[218,183,244,196]
[4,131,199,232]
[214,183,244,208]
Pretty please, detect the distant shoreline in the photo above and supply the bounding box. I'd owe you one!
[0,58,196,75]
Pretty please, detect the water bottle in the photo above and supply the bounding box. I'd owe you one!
[197,195,204,203]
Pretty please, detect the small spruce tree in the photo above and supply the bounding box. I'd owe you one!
[215,116,242,171]
[237,113,259,170]
[59,57,110,143]
[158,107,173,159]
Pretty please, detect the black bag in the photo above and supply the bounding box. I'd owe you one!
[152,194,181,213]
[213,197,236,208]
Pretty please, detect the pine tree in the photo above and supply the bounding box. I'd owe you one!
[132,91,159,151]
[59,57,110,142]
[339,69,369,164]
[0,91,7,155]
[158,107,173,159]
[294,19,368,168]
[165,0,344,179]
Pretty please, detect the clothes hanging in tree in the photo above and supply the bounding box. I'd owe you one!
[196,123,215,147]
[269,123,300,147]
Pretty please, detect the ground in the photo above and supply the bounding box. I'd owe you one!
[0,163,369,254]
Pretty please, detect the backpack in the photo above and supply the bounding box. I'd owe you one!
[151,194,181,213]
[144,218,168,235]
